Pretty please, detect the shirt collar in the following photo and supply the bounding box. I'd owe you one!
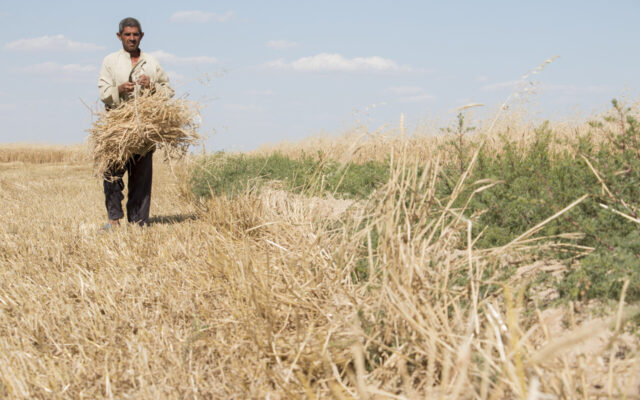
[118,48,145,59]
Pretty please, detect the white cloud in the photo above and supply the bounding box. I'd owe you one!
[388,86,424,95]
[540,83,609,95]
[481,80,610,96]
[18,62,96,75]
[387,86,435,103]
[4,34,104,51]
[150,50,218,65]
[225,103,263,113]
[400,94,436,103]
[265,53,411,73]
[266,40,298,50]
[166,70,185,85]
[244,89,276,96]
[481,80,521,91]
[170,10,234,23]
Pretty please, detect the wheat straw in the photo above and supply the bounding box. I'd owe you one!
[88,92,202,177]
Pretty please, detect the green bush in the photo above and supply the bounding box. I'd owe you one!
[439,101,640,302]
[562,231,640,300]
[190,152,389,199]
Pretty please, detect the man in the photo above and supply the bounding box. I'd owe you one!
[98,17,173,228]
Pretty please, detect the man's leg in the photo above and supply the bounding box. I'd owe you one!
[126,152,153,226]
[103,167,126,223]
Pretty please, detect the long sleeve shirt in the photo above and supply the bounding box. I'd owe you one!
[98,48,174,108]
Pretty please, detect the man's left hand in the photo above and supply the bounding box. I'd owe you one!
[137,74,151,89]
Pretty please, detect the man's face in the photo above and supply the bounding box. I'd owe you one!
[117,26,143,53]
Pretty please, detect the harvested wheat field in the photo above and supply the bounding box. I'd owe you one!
[1,112,640,399]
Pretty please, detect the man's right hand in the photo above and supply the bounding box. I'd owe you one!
[118,81,135,94]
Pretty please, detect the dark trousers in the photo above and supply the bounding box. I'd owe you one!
[103,152,153,226]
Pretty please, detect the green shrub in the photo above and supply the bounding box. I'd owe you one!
[562,230,640,301]
[190,152,389,199]
[439,101,640,302]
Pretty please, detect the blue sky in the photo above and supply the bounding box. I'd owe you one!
[1,0,639,150]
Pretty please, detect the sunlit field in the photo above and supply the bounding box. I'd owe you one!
[1,102,639,398]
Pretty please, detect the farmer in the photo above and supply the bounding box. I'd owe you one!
[98,17,173,228]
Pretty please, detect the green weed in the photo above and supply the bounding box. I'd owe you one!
[440,101,640,302]
[190,152,389,199]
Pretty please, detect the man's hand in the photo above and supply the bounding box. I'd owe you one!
[137,74,151,89]
[118,81,135,94]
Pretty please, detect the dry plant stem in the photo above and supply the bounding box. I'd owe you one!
[599,203,640,224]
[581,154,614,198]
[608,279,629,397]
[498,194,589,252]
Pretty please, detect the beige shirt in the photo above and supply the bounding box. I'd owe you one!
[98,49,174,107]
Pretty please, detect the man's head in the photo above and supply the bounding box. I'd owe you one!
[116,17,143,53]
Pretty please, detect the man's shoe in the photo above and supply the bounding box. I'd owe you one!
[98,223,114,233]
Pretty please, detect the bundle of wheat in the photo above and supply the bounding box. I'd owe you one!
[88,92,202,176]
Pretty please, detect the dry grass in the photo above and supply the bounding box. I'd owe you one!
[250,104,625,166]
[1,132,638,398]
[0,144,89,164]
[87,92,202,177]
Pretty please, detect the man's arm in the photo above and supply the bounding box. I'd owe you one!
[99,58,137,107]
[98,60,119,107]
